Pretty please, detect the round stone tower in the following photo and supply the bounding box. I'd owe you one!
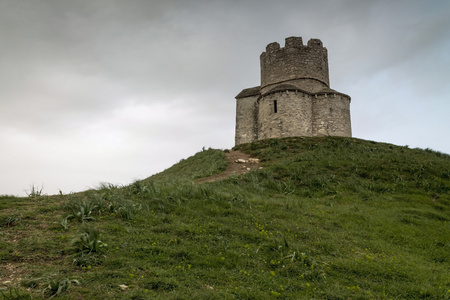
[235,36,352,145]
[260,37,330,94]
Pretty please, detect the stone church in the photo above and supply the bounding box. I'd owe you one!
[235,36,352,145]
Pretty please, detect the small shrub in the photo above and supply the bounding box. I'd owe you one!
[96,182,122,201]
[0,286,32,299]
[26,184,44,197]
[60,217,69,230]
[258,236,294,259]
[71,224,106,254]
[2,216,20,227]
[127,180,150,197]
[87,194,107,214]
[67,200,97,223]
[42,277,80,298]
[114,200,142,220]
[72,252,101,267]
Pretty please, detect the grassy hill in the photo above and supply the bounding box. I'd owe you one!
[0,137,449,299]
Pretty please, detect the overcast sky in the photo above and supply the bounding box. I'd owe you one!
[1,0,449,196]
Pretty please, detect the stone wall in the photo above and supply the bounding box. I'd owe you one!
[235,94,258,145]
[312,93,352,136]
[257,91,312,140]
[260,37,329,94]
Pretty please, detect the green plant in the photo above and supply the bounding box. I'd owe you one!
[71,224,106,254]
[257,235,299,261]
[0,286,32,299]
[114,200,141,220]
[81,194,106,215]
[42,277,80,298]
[26,185,43,197]
[59,217,69,230]
[67,200,96,223]
[2,216,20,227]
[72,252,101,267]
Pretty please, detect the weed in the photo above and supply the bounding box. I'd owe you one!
[59,217,69,230]
[276,180,296,195]
[87,194,107,214]
[26,185,43,198]
[258,235,299,261]
[42,277,80,298]
[2,215,20,227]
[114,200,141,220]
[71,224,106,254]
[97,182,122,193]
[0,286,32,299]
[72,252,101,267]
[67,199,96,223]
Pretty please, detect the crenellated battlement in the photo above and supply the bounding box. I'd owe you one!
[260,37,329,93]
[285,36,303,49]
[307,38,323,47]
[265,42,280,53]
[262,37,324,55]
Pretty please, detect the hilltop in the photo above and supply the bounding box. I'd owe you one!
[0,137,449,299]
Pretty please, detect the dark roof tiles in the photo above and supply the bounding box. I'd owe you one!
[235,86,261,99]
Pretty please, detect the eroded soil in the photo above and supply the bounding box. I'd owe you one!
[196,150,260,183]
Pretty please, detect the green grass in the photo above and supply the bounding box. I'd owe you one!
[0,137,449,299]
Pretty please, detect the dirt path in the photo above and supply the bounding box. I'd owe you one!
[196,150,260,183]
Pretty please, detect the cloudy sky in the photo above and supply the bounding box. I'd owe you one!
[1,0,449,196]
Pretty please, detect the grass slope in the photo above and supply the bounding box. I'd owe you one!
[0,137,449,299]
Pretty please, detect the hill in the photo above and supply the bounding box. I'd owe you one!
[0,137,449,299]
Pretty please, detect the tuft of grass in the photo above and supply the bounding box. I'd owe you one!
[59,216,69,230]
[66,199,96,223]
[42,277,80,298]
[26,185,44,198]
[0,286,32,300]
[70,224,106,255]
[1,215,20,227]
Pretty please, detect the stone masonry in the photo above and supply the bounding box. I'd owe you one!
[235,36,351,145]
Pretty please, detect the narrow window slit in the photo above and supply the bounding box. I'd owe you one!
[273,100,278,113]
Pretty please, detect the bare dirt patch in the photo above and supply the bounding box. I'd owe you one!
[196,150,260,183]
